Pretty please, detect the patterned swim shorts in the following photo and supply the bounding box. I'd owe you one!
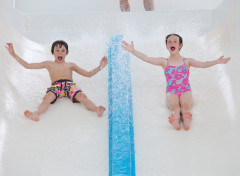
[47,79,82,104]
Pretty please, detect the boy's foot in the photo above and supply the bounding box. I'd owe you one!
[168,114,181,130]
[24,110,40,121]
[183,112,192,131]
[96,106,106,117]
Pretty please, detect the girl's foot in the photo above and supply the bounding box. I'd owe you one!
[24,110,40,121]
[183,112,192,131]
[96,106,106,117]
[168,114,181,130]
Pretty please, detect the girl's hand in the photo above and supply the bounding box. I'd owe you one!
[100,56,108,69]
[122,41,135,53]
[5,43,16,56]
[217,55,231,64]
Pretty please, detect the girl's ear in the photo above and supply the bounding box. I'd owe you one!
[179,43,183,50]
[66,51,69,55]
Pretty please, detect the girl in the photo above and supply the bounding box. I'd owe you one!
[122,34,230,130]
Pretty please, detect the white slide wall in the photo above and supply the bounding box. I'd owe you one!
[13,0,224,13]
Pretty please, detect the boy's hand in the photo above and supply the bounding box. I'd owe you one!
[100,56,108,69]
[217,56,231,64]
[122,41,134,53]
[5,43,16,56]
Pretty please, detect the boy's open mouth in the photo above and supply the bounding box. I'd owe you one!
[171,46,176,51]
[58,56,63,61]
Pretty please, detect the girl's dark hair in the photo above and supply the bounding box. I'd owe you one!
[51,40,69,53]
[165,34,183,45]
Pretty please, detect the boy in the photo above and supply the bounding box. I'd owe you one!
[5,40,107,121]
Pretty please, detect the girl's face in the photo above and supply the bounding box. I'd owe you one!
[166,35,183,54]
[52,44,68,63]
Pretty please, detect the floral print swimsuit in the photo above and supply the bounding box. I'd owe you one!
[165,58,191,97]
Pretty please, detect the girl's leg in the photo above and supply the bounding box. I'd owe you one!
[24,92,56,121]
[180,91,193,130]
[166,92,181,130]
[120,0,130,11]
[74,92,105,117]
[143,0,154,11]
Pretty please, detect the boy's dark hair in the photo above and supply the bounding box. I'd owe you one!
[51,40,69,54]
[165,34,183,45]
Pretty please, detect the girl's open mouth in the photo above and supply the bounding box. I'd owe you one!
[171,46,176,51]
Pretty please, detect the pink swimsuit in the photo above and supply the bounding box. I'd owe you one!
[165,58,191,97]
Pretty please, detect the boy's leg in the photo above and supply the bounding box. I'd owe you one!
[166,92,181,130]
[24,92,56,121]
[180,91,193,130]
[74,92,105,117]
[143,0,154,11]
[120,0,130,11]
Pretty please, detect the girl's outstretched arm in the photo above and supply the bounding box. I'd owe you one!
[189,56,231,68]
[5,43,48,69]
[122,41,165,66]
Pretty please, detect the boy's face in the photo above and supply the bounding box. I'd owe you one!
[52,44,68,63]
[166,35,183,54]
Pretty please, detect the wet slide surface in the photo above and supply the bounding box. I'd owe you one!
[0,0,240,176]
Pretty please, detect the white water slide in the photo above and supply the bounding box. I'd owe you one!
[0,0,239,175]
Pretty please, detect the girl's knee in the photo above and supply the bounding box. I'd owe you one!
[180,105,190,114]
[172,104,181,113]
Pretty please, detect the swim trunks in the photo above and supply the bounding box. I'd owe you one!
[47,79,82,104]
[165,58,191,97]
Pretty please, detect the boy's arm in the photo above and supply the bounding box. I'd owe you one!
[122,41,165,66]
[72,56,108,77]
[5,43,47,69]
[189,56,231,68]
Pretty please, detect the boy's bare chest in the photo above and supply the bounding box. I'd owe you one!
[48,63,72,74]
